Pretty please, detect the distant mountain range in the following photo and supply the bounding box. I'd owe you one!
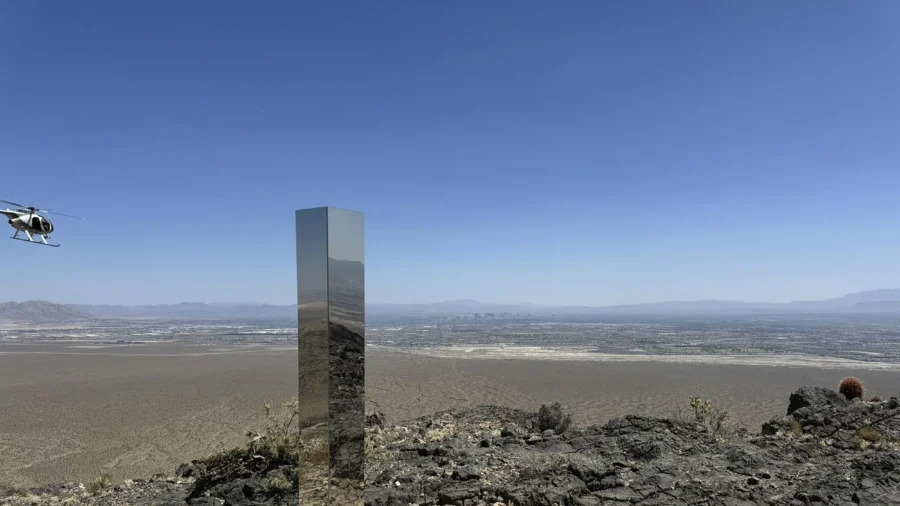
[0,301,92,323]
[366,290,900,315]
[3,289,900,323]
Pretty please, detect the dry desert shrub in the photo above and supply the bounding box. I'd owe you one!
[677,396,736,445]
[537,402,573,434]
[244,397,300,463]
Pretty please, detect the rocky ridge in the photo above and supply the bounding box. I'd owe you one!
[364,388,900,506]
[2,386,900,506]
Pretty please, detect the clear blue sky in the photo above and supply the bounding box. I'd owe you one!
[2,1,899,306]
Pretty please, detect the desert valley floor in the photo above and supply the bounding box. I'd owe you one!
[1,341,899,488]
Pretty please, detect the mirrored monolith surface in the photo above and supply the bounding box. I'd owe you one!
[297,207,364,505]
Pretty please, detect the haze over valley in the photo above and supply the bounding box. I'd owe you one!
[5,287,900,323]
[5,288,900,370]
[1,288,899,488]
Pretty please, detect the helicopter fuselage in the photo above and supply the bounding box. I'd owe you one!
[8,212,54,234]
[0,200,77,247]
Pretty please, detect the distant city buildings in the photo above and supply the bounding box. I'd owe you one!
[3,314,900,364]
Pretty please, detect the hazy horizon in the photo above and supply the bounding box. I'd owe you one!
[6,286,900,309]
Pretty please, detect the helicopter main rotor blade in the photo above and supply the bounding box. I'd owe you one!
[0,200,83,219]
[0,199,26,209]
[43,210,85,220]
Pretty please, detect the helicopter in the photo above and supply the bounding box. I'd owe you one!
[0,199,83,247]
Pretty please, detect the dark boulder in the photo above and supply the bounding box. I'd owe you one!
[787,386,847,415]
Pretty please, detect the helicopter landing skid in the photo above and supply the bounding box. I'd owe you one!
[10,236,59,247]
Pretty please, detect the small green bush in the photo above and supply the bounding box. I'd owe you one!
[687,396,734,444]
[245,397,300,464]
[537,402,573,434]
[790,416,803,438]
[263,474,293,493]
[857,425,882,443]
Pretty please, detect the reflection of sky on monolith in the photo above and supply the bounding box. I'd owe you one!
[297,208,328,332]
[297,208,329,502]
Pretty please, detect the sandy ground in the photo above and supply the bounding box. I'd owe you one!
[2,342,899,488]
[366,348,900,429]
[0,342,297,489]
[398,345,900,371]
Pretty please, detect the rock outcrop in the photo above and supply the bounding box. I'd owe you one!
[365,393,900,506]
[3,387,900,506]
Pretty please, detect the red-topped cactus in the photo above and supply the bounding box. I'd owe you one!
[838,377,864,401]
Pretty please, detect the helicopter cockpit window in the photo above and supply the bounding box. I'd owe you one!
[42,220,51,232]
[31,217,41,229]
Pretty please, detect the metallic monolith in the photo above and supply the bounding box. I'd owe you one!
[297,207,364,505]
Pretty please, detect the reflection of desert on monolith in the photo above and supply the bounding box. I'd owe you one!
[297,207,365,506]
[327,208,365,505]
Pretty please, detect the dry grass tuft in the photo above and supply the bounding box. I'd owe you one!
[516,453,568,480]
[87,473,113,496]
[790,416,803,438]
